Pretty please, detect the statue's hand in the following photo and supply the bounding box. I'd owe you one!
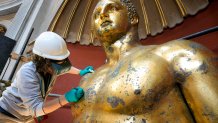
[79,66,94,76]
[64,87,84,102]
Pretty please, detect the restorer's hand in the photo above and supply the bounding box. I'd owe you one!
[79,66,94,76]
[64,87,84,103]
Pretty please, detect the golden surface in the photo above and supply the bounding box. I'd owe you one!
[175,0,187,16]
[77,0,93,41]
[49,0,69,32]
[139,0,150,34]
[63,0,80,38]
[154,0,167,27]
[49,0,208,45]
[71,0,218,122]
[0,26,6,34]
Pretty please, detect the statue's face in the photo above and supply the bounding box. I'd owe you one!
[93,0,129,44]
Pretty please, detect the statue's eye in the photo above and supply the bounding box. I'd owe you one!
[108,4,119,12]
[94,11,100,19]
[111,6,117,11]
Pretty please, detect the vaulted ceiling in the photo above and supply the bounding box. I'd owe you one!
[49,0,209,46]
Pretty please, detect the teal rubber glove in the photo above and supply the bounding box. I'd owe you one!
[79,66,94,76]
[65,87,84,102]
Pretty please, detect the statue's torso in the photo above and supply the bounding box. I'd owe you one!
[72,43,196,123]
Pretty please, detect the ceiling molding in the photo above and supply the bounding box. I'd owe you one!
[0,0,23,16]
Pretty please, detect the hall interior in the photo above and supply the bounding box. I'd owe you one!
[41,1,218,122]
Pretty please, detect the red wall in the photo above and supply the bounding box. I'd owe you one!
[141,1,218,53]
[43,1,218,123]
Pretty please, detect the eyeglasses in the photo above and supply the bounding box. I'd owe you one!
[50,58,68,65]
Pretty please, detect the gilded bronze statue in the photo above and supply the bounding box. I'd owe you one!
[71,0,218,122]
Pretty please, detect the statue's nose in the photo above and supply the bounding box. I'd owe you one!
[100,13,108,19]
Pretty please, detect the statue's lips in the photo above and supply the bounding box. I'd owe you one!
[100,20,112,27]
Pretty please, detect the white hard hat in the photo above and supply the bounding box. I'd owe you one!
[33,31,70,60]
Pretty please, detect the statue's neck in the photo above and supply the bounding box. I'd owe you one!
[103,27,140,64]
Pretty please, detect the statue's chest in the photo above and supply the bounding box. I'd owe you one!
[81,60,155,110]
[75,55,174,116]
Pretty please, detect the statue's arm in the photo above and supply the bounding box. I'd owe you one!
[170,40,218,122]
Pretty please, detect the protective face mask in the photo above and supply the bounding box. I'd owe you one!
[51,58,72,75]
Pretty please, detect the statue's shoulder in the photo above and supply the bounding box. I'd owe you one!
[131,45,157,54]
[160,39,207,50]
[128,45,168,64]
[153,39,211,58]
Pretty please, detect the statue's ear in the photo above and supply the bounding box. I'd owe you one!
[131,16,138,25]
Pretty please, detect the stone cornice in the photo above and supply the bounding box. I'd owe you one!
[0,0,22,16]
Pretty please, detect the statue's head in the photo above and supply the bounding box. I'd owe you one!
[92,0,138,44]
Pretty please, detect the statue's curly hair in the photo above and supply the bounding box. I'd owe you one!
[120,0,138,22]
[31,54,52,75]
